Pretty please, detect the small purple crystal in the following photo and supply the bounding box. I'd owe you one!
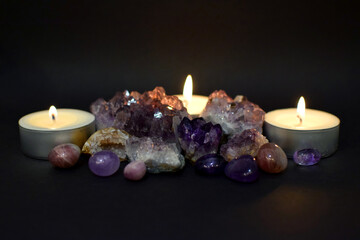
[224,155,259,182]
[200,90,265,136]
[88,150,120,177]
[90,87,189,141]
[177,117,222,162]
[220,129,268,161]
[194,154,227,175]
[293,148,321,166]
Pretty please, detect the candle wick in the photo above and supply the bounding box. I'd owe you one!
[52,114,56,121]
[297,115,302,125]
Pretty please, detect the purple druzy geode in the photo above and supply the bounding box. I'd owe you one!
[90,87,189,141]
[200,90,265,136]
[177,117,222,162]
[220,128,268,161]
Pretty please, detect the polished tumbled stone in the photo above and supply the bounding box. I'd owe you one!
[293,148,321,166]
[88,150,120,177]
[256,143,288,173]
[124,161,147,181]
[48,143,81,168]
[224,155,259,182]
[194,154,227,175]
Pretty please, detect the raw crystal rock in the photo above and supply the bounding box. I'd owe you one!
[48,143,80,168]
[200,90,265,136]
[293,148,321,166]
[125,136,185,173]
[220,129,268,161]
[177,117,222,162]
[82,127,129,160]
[88,150,120,177]
[90,87,189,141]
[256,143,288,173]
[224,155,259,183]
[124,161,147,181]
[194,154,227,175]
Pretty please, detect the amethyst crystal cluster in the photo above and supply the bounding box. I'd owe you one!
[90,87,188,173]
[177,117,222,163]
[200,90,265,136]
[91,87,188,141]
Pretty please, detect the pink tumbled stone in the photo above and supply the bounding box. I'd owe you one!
[48,143,81,168]
[256,143,288,173]
[124,161,147,181]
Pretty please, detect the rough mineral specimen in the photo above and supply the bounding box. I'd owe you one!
[90,87,189,141]
[225,155,259,183]
[82,127,129,161]
[125,136,185,173]
[220,128,268,161]
[177,117,222,162]
[200,90,265,136]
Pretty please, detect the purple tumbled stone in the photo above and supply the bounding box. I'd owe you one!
[177,117,222,162]
[48,143,80,168]
[88,150,120,177]
[224,155,259,182]
[200,90,265,136]
[220,128,268,161]
[90,87,189,141]
[194,154,227,175]
[124,161,147,181]
[293,149,321,166]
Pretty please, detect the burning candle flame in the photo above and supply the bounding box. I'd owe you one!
[297,96,305,124]
[49,105,57,121]
[183,74,193,107]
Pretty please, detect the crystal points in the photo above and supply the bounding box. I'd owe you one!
[200,90,265,136]
[177,117,222,162]
[220,128,268,161]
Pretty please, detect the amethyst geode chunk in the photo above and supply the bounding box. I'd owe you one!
[90,87,189,141]
[177,117,222,163]
[220,128,268,161]
[200,90,265,136]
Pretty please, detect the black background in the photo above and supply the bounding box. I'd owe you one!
[1,1,359,239]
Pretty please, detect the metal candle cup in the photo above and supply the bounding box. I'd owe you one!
[19,108,95,159]
[264,108,340,158]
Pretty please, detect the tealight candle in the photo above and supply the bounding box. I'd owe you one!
[175,75,208,117]
[19,106,95,159]
[264,97,340,158]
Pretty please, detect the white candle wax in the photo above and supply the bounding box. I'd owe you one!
[19,109,94,131]
[265,108,340,130]
[175,94,208,116]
